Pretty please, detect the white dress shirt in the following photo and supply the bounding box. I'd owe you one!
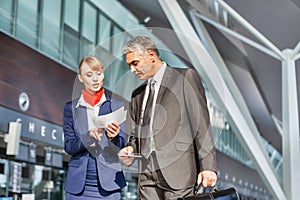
[141,62,167,151]
[76,92,107,130]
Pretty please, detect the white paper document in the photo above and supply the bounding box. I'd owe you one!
[92,106,127,128]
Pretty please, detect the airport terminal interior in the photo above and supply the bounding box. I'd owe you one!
[0,0,300,199]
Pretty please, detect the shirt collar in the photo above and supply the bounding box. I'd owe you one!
[76,92,107,108]
[150,61,166,85]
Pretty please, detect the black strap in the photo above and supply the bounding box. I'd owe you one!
[195,184,218,195]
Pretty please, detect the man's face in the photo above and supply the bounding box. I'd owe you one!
[126,50,156,80]
[78,63,104,94]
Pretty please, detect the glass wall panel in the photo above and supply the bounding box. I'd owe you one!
[0,0,13,33]
[64,0,79,32]
[31,165,64,199]
[98,14,112,52]
[82,2,96,43]
[112,25,124,57]
[0,159,65,199]
[16,0,38,47]
[82,2,96,56]
[63,24,79,70]
[21,163,34,194]
[41,0,61,59]
[0,159,8,197]
[83,37,95,57]
[63,0,80,70]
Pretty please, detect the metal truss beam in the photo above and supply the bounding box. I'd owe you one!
[189,1,300,199]
[194,1,300,199]
[214,0,284,60]
[157,0,287,199]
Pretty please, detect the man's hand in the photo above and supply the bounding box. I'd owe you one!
[118,146,135,166]
[197,170,217,187]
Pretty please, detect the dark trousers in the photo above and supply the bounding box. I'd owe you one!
[138,152,194,200]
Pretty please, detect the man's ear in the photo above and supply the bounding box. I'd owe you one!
[147,50,156,61]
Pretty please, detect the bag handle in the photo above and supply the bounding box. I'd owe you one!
[195,184,218,195]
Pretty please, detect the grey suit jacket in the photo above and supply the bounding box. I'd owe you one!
[127,65,216,189]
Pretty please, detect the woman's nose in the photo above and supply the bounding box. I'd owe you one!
[93,74,99,81]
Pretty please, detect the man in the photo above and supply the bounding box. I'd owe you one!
[119,35,217,199]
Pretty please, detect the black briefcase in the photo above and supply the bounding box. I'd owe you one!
[178,187,240,200]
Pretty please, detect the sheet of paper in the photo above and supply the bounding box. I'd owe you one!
[92,106,127,128]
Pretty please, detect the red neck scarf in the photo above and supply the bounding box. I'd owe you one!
[82,88,105,106]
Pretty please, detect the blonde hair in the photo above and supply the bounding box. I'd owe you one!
[78,55,104,74]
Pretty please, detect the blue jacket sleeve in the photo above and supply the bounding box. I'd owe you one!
[63,102,92,155]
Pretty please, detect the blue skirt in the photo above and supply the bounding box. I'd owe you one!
[65,156,121,200]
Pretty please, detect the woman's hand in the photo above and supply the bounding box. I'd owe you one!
[105,122,120,139]
[89,128,103,140]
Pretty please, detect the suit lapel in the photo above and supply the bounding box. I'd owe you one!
[135,83,147,125]
[74,105,88,135]
[98,94,111,116]
[133,66,174,124]
[156,65,173,105]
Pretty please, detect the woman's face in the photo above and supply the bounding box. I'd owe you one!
[78,63,104,94]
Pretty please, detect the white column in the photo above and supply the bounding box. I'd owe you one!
[282,49,300,200]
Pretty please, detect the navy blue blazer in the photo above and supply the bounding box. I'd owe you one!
[63,92,127,194]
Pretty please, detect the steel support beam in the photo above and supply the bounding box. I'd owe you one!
[282,49,300,200]
[193,12,282,60]
[157,0,287,199]
[191,1,300,200]
[215,0,284,60]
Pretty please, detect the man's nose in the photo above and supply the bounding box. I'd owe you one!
[130,66,136,73]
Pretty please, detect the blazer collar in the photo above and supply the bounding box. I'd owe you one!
[133,65,173,110]
[156,65,173,104]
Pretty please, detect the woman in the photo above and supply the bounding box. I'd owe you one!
[63,55,126,199]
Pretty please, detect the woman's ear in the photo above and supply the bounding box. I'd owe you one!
[78,74,83,83]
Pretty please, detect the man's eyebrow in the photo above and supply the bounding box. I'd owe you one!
[128,60,138,66]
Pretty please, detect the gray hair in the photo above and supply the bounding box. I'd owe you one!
[122,35,160,58]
